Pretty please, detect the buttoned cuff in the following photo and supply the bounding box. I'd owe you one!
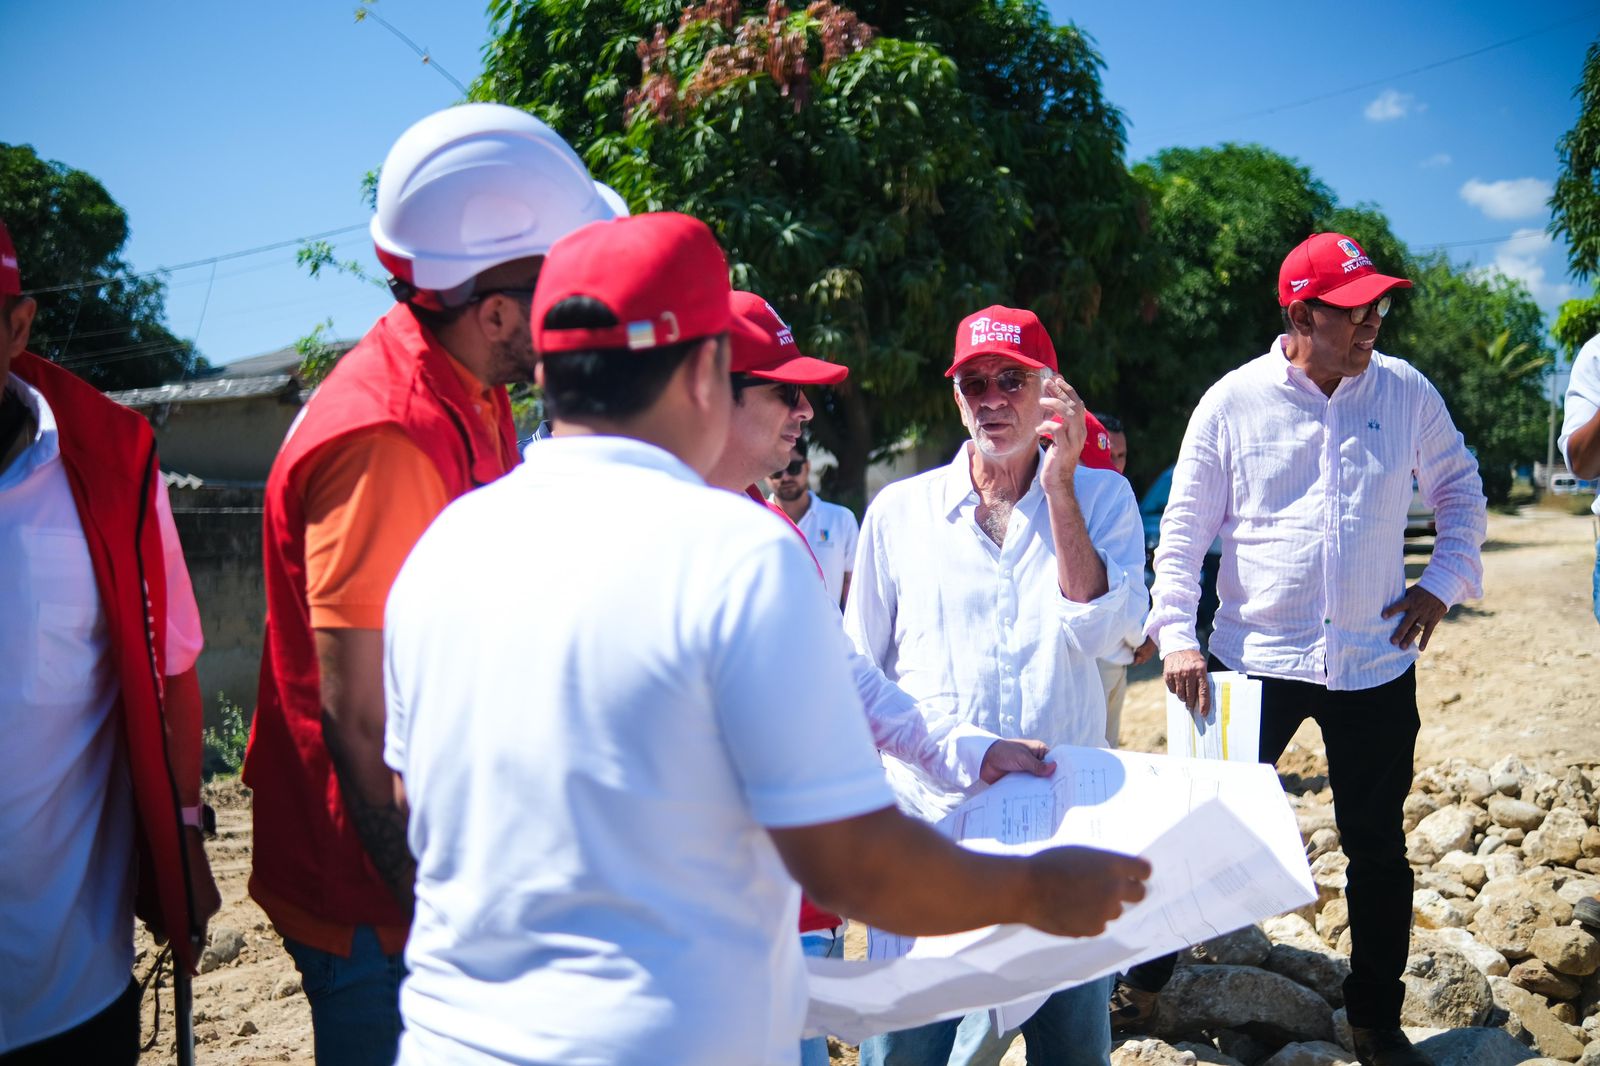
[1150,620,1201,659]
[945,724,1003,790]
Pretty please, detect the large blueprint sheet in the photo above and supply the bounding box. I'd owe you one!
[804,746,1313,1043]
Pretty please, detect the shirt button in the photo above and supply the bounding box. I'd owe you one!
[1323,618,1331,625]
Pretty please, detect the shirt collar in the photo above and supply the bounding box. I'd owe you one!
[0,373,59,491]
[1270,334,1377,400]
[938,441,1046,518]
[518,434,705,488]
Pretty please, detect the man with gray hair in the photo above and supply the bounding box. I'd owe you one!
[846,305,1148,1066]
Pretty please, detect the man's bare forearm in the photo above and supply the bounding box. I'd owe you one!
[1046,483,1108,602]
[325,716,416,912]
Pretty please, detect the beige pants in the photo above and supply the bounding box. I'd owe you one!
[1097,658,1127,748]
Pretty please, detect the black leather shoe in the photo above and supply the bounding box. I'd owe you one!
[1350,1026,1430,1065]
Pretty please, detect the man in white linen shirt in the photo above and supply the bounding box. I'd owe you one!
[846,305,1148,1066]
[1559,332,1600,626]
[383,214,1150,1066]
[1148,232,1485,1066]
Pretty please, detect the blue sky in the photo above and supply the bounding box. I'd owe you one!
[5,1,1597,371]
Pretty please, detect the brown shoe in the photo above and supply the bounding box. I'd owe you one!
[1350,1025,1429,1065]
[1108,980,1159,1032]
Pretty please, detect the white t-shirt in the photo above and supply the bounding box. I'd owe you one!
[0,374,202,1052]
[384,435,894,1066]
[1561,334,1600,517]
[772,491,859,607]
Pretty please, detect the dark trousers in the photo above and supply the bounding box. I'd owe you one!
[1,978,139,1066]
[1214,654,1419,1029]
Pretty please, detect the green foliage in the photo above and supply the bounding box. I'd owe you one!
[1552,40,1600,281]
[1121,144,1335,485]
[477,0,1153,507]
[296,239,382,287]
[202,696,251,779]
[1387,256,1553,504]
[1554,289,1600,357]
[0,143,206,389]
[295,318,344,386]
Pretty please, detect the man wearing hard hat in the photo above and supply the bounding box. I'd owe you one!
[242,103,620,1066]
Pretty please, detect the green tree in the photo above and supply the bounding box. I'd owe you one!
[478,0,1154,507]
[1121,144,1336,486]
[1388,255,1552,503]
[1552,39,1600,281]
[0,143,205,389]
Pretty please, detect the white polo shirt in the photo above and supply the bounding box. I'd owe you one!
[385,435,894,1066]
[770,491,859,606]
[1561,333,1600,516]
[0,374,202,1052]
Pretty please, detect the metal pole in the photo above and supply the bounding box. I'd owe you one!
[175,968,194,1066]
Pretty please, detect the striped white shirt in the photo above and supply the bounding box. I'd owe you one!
[1147,339,1486,691]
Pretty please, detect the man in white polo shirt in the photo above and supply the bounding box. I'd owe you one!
[767,438,858,609]
[847,305,1149,1066]
[382,214,1151,1066]
[1560,331,1600,626]
[1149,233,1485,1066]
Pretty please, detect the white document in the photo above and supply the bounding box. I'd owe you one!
[1165,671,1262,762]
[808,746,1312,1044]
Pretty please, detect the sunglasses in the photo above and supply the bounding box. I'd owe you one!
[770,459,807,479]
[955,368,1037,398]
[1310,293,1392,326]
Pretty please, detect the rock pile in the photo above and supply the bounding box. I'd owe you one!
[1110,754,1600,1066]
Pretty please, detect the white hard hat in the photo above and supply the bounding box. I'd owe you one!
[371,103,617,294]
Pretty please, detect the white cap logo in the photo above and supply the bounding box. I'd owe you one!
[969,315,1021,347]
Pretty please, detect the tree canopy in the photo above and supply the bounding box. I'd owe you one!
[477,0,1154,506]
[1552,40,1600,282]
[0,143,205,390]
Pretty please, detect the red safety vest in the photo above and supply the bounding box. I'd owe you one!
[12,352,205,973]
[243,304,518,929]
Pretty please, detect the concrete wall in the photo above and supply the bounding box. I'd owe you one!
[170,486,265,730]
[151,394,299,482]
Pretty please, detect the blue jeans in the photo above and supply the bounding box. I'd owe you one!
[801,929,846,1066]
[858,976,1113,1066]
[282,925,406,1066]
[1592,539,1599,624]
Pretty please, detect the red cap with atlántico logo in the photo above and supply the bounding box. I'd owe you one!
[1278,232,1411,308]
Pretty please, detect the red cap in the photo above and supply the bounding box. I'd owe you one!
[728,291,849,385]
[1278,233,1412,308]
[1077,411,1118,472]
[0,220,20,297]
[947,305,1058,377]
[531,212,763,354]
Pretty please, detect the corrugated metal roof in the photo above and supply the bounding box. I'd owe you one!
[109,373,298,408]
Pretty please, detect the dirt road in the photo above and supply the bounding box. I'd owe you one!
[136,506,1600,1065]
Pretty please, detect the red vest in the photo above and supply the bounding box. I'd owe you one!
[12,352,204,973]
[243,304,518,927]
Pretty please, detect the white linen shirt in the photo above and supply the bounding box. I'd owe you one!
[0,373,201,1053]
[1147,340,1486,690]
[384,436,894,1066]
[1560,333,1600,516]
[845,444,1147,820]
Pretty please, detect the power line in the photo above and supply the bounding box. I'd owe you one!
[356,5,469,96]
[21,222,369,297]
[1142,9,1600,139]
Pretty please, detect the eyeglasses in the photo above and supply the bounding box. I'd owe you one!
[770,459,807,479]
[1310,293,1392,325]
[955,368,1037,398]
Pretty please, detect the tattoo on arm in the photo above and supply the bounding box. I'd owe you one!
[324,713,417,913]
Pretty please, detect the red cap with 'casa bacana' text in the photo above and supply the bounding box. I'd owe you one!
[728,291,849,385]
[1278,232,1412,308]
[531,212,764,355]
[948,305,1059,376]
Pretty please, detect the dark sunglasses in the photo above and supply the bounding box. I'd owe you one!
[770,458,806,479]
[1310,293,1392,325]
[955,368,1037,398]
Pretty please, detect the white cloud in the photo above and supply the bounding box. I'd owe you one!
[1459,177,1553,220]
[1365,89,1422,121]
[1420,153,1452,168]
[1474,228,1573,308]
